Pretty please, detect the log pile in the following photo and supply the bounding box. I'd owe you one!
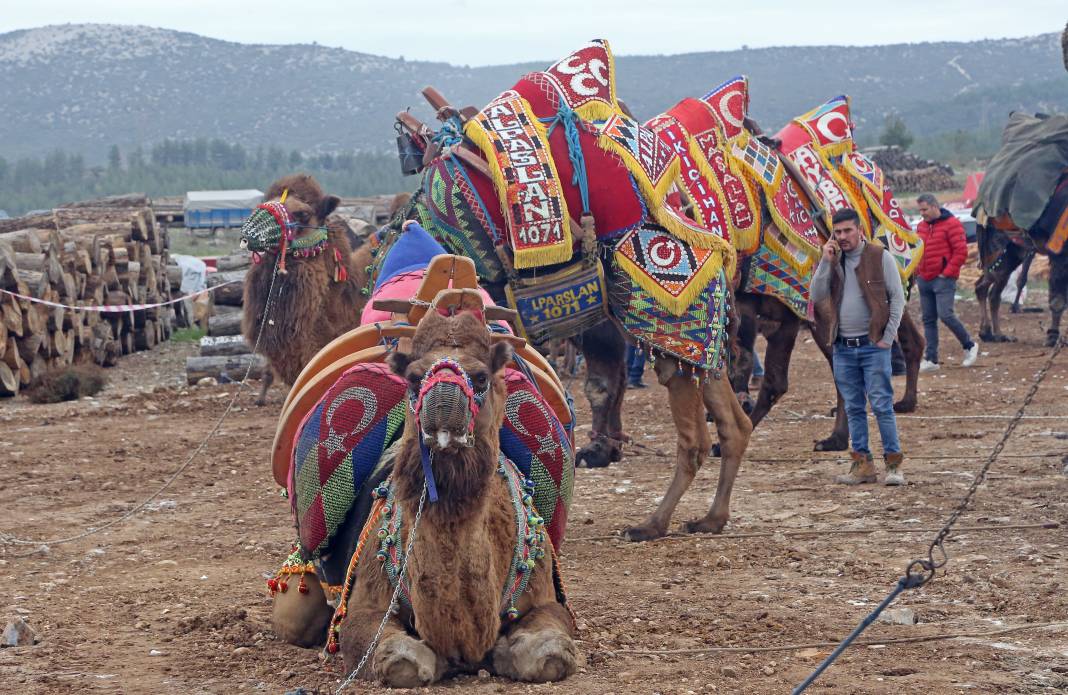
[182,252,266,385]
[0,197,177,397]
[866,146,956,192]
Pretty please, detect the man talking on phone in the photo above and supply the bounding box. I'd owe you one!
[811,208,907,485]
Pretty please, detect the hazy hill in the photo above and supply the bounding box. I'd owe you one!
[1,24,1065,161]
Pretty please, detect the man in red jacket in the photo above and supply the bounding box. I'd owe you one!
[915,193,979,371]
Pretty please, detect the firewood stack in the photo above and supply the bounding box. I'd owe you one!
[178,253,268,385]
[0,194,176,397]
[865,146,956,192]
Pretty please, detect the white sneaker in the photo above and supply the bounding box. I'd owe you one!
[962,344,979,367]
[919,359,940,373]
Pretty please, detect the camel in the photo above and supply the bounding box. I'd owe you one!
[332,309,578,686]
[392,41,753,542]
[240,173,373,405]
[973,26,1068,347]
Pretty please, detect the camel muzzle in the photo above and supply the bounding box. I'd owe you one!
[418,381,474,450]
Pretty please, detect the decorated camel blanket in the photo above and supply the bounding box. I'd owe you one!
[292,226,574,561]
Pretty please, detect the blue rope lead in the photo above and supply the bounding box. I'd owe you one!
[792,572,924,694]
[541,103,591,214]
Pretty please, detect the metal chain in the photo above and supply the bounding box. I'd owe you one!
[335,481,429,694]
[0,260,283,550]
[907,336,1062,589]
[793,338,1063,693]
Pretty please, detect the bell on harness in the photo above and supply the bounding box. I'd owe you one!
[396,131,425,176]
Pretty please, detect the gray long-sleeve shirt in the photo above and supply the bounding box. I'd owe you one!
[810,241,905,344]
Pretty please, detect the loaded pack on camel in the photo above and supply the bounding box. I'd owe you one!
[258,218,579,684]
[973,111,1068,347]
[240,174,375,405]
[393,39,753,542]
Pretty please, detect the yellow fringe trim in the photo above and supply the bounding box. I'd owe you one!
[861,189,924,282]
[682,135,762,255]
[764,226,816,277]
[614,228,730,317]
[808,146,871,238]
[463,95,574,269]
[595,117,681,215]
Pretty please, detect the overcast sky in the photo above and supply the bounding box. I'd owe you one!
[3,1,1064,66]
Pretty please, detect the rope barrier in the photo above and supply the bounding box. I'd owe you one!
[0,263,279,550]
[570,521,1059,544]
[612,620,1068,656]
[0,282,240,313]
[792,338,1063,693]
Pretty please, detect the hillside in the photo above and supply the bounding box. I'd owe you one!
[1,24,1066,160]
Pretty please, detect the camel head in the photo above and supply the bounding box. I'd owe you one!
[389,310,514,453]
[240,173,342,267]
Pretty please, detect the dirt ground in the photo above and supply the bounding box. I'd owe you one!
[1,291,1066,694]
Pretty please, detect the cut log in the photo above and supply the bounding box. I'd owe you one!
[199,334,252,357]
[185,353,267,385]
[0,229,45,254]
[61,193,149,208]
[0,361,17,396]
[207,270,246,306]
[214,253,253,272]
[208,311,243,337]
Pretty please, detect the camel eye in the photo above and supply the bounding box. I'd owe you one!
[407,370,424,389]
[294,210,310,223]
[470,371,488,390]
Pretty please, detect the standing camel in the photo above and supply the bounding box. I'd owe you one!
[974,23,1068,347]
[241,173,373,405]
[393,40,752,541]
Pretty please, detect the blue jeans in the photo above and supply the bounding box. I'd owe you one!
[626,344,646,384]
[917,276,974,362]
[752,350,764,378]
[832,341,901,456]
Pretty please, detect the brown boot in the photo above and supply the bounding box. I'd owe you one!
[835,451,877,485]
[883,452,906,486]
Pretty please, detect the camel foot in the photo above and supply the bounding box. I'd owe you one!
[270,578,332,647]
[709,442,721,458]
[814,434,849,452]
[735,391,754,415]
[893,397,917,414]
[374,633,442,688]
[683,516,727,535]
[622,523,667,542]
[493,628,578,682]
[1045,331,1062,348]
[254,397,267,407]
[980,331,1014,343]
[575,442,616,468]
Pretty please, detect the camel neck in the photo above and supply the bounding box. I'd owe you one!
[394,435,500,522]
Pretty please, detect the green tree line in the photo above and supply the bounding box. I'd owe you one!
[0,138,412,216]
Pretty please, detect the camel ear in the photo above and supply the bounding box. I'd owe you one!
[317,195,340,220]
[488,341,512,375]
[388,350,412,378]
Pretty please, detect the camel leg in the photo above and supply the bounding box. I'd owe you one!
[744,314,800,429]
[492,602,578,682]
[341,592,445,687]
[1047,254,1068,347]
[254,368,274,407]
[1011,252,1035,313]
[575,323,627,468]
[728,298,759,415]
[623,359,711,541]
[271,575,333,647]
[809,328,850,451]
[684,375,752,534]
[975,270,995,339]
[893,311,923,413]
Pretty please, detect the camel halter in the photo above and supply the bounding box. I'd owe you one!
[239,190,346,279]
[409,357,489,503]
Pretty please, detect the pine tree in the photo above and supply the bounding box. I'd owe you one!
[879,115,914,150]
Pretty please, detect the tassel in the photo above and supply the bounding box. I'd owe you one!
[333,247,348,282]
